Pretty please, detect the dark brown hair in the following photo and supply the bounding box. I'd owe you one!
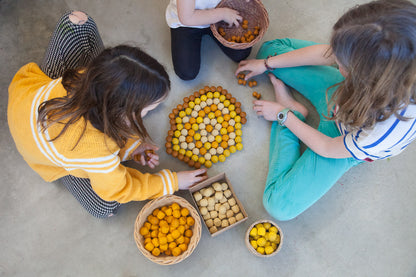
[327,0,416,129]
[38,45,170,148]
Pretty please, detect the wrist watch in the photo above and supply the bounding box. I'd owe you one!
[277,108,291,126]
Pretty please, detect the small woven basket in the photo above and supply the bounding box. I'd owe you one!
[210,0,269,49]
[245,219,283,257]
[134,194,201,265]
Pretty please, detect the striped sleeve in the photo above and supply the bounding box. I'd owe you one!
[155,169,176,196]
[343,105,416,161]
[89,167,179,203]
[119,138,142,161]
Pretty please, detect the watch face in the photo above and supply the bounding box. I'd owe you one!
[278,113,284,120]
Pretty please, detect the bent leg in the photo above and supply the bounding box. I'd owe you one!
[170,27,204,80]
[60,175,121,218]
[257,38,344,118]
[263,120,360,221]
[41,11,104,79]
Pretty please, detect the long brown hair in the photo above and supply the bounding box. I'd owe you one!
[38,45,170,148]
[327,0,416,129]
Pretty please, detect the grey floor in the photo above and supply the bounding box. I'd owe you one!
[1,0,416,276]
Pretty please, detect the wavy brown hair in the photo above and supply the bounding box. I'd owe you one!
[327,0,416,129]
[38,45,170,148]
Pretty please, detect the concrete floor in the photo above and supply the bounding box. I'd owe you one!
[1,0,416,276]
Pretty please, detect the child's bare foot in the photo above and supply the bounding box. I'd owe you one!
[269,74,308,118]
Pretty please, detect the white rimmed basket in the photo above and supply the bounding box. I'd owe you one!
[245,219,283,257]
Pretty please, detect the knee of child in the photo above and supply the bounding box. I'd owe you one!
[262,187,298,221]
[69,11,88,25]
[262,200,297,222]
[263,200,297,221]
[175,69,198,81]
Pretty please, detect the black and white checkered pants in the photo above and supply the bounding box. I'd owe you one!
[42,11,120,218]
[60,176,121,218]
[41,10,104,79]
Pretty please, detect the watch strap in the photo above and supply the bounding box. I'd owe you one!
[277,108,291,126]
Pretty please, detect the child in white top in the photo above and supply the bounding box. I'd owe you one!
[166,0,251,80]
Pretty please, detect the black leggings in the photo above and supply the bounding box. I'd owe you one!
[170,27,252,80]
[41,11,120,218]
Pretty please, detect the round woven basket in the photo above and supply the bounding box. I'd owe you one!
[134,194,202,265]
[245,219,283,257]
[210,0,269,49]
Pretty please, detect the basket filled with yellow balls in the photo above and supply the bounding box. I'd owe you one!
[134,195,202,265]
[210,0,269,49]
[166,85,246,169]
[245,220,283,257]
[190,172,248,237]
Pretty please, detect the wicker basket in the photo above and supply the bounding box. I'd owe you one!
[245,219,283,257]
[210,0,269,49]
[134,195,202,265]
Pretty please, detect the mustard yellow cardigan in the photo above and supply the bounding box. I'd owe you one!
[8,63,178,203]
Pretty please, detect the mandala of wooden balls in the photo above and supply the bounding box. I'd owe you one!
[166,86,247,169]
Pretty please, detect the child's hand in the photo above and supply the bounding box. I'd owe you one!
[218,7,242,27]
[235,59,267,80]
[177,169,208,190]
[253,100,284,121]
[132,143,160,169]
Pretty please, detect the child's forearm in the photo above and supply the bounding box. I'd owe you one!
[267,44,335,69]
[177,0,226,26]
[284,112,351,159]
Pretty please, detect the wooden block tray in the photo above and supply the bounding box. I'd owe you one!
[189,172,248,237]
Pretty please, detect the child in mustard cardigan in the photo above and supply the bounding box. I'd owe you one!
[8,11,207,218]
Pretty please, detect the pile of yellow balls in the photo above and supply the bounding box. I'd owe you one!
[248,222,281,255]
[139,202,195,257]
[166,86,247,169]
